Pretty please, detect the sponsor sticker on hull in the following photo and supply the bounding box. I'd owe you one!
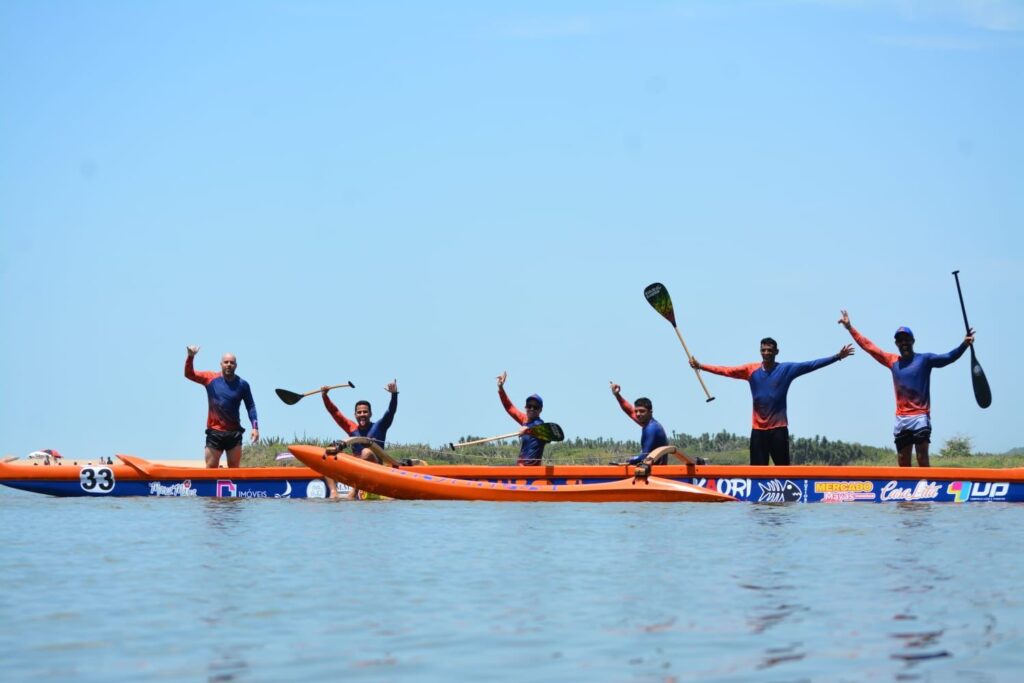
[815,481,876,503]
[947,481,1010,503]
[149,480,198,497]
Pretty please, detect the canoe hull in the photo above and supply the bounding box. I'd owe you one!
[287,446,735,502]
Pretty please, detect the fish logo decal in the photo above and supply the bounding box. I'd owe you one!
[758,479,802,503]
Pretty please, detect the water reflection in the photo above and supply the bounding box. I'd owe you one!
[207,648,248,682]
[200,498,247,532]
[885,503,956,675]
[740,507,809,670]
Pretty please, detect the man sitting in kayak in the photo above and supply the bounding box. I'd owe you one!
[496,371,547,466]
[185,346,259,468]
[322,380,399,498]
[608,382,669,465]
[839,310,974,467]
[690,338,854,466]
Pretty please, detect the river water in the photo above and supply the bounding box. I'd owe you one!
[1,488,1021,682]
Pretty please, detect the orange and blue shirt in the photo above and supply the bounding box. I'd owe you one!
[613,393,669,464]
[323,392,398,456]
[849,326,968,416]
[701,356,840,431]
[184,357,258,432]
[499,387,545,466]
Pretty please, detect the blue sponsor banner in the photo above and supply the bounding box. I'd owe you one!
[687,477,1024,503]
[3,476,329,498]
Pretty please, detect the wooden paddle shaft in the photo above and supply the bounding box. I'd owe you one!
[453,432,522,448]
[673,327,715,402]
[344,437,398,466]
[305,382,354,397]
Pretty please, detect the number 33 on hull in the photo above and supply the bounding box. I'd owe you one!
[0,455,331,498]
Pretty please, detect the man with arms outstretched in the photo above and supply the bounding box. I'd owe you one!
[690,338,854,466]
[838,310,974,467]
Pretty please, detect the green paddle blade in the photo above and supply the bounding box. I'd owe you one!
[644,282,676,326]
[527,422,565,442]
[275,388,303,405]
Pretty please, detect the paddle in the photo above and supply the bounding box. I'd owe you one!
[342,437,400,466]
[275,382,355,405]
[952,271,991,409]
[449,422,565,450]
[643,282,715,402]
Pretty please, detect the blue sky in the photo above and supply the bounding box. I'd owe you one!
[2,0,1021,460]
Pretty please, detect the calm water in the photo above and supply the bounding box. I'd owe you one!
[1,489,1021,682]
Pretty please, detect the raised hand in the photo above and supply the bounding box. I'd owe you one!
[496,371,507,388]
[187,345,200,357]
[838,310,851,329]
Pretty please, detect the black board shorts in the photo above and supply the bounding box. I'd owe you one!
[205,428,244,451]
[894,427,931,451]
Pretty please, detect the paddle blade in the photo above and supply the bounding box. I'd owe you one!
[275,388,303,405]
[644,282,676,326]
[527,422,565,442]
[969,348,992,409]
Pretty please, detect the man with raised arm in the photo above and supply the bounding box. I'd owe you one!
[322,380,399,499]
[609,382,669,465]
[496,371,547,466]
[184,346,259,468]
[838,310,974,467]
[689,338,854,466]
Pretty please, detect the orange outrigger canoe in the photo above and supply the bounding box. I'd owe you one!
[288,443,735,502]
[289,439,1024,504]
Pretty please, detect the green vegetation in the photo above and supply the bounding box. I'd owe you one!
[244,433,1024,469]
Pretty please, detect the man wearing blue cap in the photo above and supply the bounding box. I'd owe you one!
[496,371,547,466]
[839,310,975,467]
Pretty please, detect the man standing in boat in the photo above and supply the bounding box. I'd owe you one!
[184,346,259,468]
[838,310,974,467]
[497,371,546,466]
[689,339,854,466]
[608,382,669,465]
[322,380,399,498]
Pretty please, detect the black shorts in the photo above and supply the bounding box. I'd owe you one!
[750,427,790,466]
[894,428,931,451]
[205,429,244,451]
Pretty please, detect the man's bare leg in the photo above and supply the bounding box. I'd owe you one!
[205,447,223,468]
[225,444,243,468]
[915,441,930,468]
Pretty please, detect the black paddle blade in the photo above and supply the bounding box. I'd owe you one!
[644,282,677,327]
[527,422,565,442]
[275,388,303,405]
[969,348,992,409]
